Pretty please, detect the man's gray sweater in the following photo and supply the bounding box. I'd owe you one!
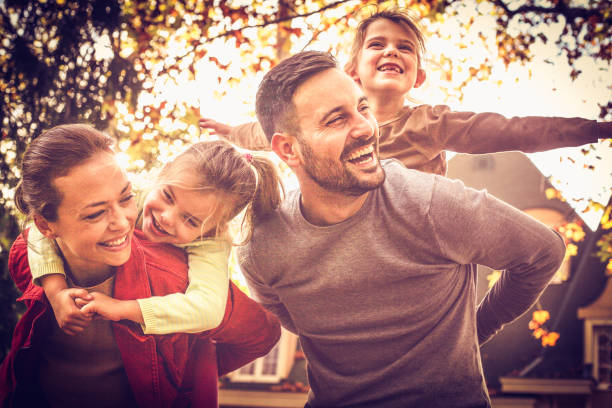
[238,160,565,408]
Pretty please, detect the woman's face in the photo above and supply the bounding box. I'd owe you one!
[43,152,137,275]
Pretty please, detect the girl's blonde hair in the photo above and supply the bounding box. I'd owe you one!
[158,140,283,243]
[344,7,427,76]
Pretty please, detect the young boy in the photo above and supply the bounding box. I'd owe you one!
[200,9,609,176]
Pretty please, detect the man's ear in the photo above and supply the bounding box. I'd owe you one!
[414,68,426,89]
[33,214,57,239]
[271,132,301,168]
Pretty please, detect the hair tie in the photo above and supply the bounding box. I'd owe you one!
[244,153,253,163]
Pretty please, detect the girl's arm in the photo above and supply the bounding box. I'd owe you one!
[83,238,232,334]
[27,226,93,334]
[139,238,230,333]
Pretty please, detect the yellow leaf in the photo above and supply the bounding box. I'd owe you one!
[533,328,545,339]
[541,331,560,347]
[532,310,550,325]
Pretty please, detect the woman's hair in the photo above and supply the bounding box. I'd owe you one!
[344,7,427,76]
[15,124,115,222]
[158,140,283,243]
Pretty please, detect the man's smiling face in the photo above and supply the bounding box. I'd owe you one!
[291,68,385,196]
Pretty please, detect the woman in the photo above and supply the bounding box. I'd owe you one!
[0,124,280,407]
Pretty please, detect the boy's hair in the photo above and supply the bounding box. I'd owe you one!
[15,124,115,222]
[255,51,338,141]
[344,8,427,76]
[159,140,283,243]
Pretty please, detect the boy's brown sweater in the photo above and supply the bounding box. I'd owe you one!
[225,104,607,175]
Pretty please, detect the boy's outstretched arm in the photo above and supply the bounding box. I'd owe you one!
[200,117,270,151]
[394,105,609,159]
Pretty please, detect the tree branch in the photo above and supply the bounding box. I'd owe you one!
[492,0,611,23]
[203,0,357,43]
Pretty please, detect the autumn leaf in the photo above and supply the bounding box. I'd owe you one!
[532,310,550,325]
[541,331,560,347]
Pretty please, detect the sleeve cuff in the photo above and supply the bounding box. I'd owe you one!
[137,298,158,335]
[31,263,66,287]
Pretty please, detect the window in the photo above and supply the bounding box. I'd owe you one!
[228,328,298,383]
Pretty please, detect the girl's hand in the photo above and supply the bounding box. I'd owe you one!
[80,292,143,324]
[48,288,93,335]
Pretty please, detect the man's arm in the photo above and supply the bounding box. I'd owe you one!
[238,257,299,334]
[200,118,271,151]
[427,176,566,345]
[397,105,608,160]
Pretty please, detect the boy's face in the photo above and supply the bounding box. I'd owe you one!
[352,19,426,99]
[142,172,221,244]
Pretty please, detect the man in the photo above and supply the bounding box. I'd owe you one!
[238,51,565,408]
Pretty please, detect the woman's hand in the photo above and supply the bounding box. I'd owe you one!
[79,292,144,324]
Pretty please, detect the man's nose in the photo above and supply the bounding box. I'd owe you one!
[349,112,375,140]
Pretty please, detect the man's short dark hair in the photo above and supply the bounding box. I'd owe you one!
[255,51,338,142]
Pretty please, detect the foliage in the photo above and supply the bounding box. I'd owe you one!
[1,0,610,360]
[595,204,612,275]
[528,308,560,348]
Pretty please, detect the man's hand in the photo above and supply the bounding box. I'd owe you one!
[199,117,233,137]
[79,292,143,324]
[48,288,94,335]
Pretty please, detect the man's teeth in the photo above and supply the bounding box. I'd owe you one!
[101,235,127,247]
[347,145,374,162]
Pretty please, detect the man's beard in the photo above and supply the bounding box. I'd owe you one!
[297,136,385,196]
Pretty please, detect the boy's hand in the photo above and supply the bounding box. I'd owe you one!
[48,288,93,335]
[80,292,143,324]
[199,117,233,137]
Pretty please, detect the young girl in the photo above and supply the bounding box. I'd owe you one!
[200,8,609,176]
[28,138,283,335]
[3,124,280,406]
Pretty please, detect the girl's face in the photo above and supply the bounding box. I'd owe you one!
[141,172,222,245]
[352,19,426,99]
[41,152,137,276]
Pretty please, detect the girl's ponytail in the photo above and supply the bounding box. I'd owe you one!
[240,155,284,243]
